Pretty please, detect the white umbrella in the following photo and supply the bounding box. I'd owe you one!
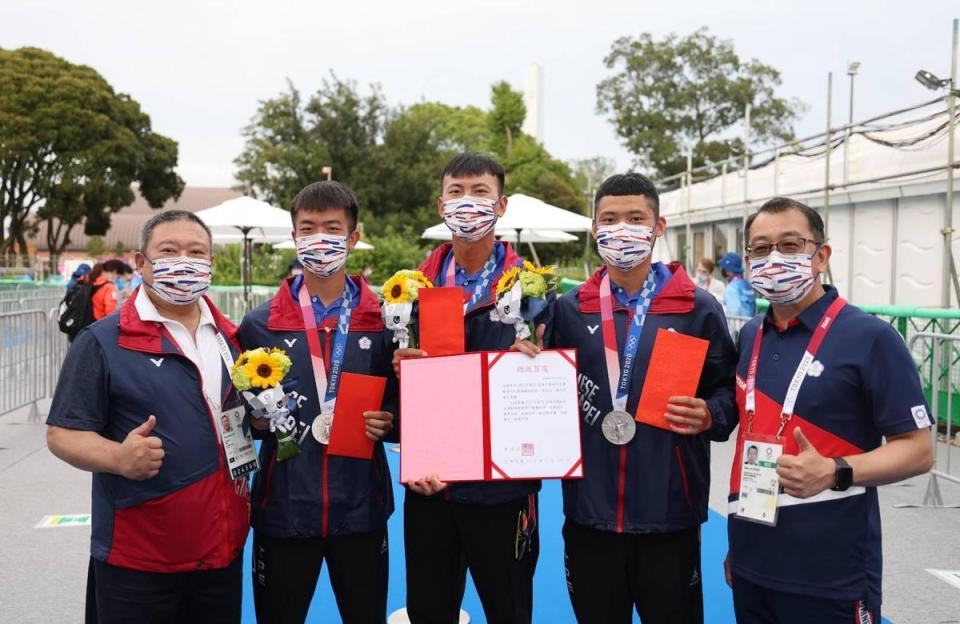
[496,193,593,232]
[196,196,293,307]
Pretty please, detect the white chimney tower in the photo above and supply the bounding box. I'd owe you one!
[521,63,544,143]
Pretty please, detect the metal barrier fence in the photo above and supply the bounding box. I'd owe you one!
[894,332,960,508]
[0,309,69,421]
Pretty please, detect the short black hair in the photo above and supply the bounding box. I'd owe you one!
[594,173,660,220]
[745,197,825,244]
[102,259,125,273]
[141,210,212,252]
[440,152,505,195]
[290,181,359,231]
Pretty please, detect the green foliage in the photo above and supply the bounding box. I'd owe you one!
[596,28,804,179]
[212,244,297,286]
[235,75,585,248]
[346,227,428,287]
[87,236,105,258]
[570,156,617,210]
[488,81,526,157]
[0,47,184,260]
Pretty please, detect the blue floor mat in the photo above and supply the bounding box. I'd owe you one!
[240,449,890,623]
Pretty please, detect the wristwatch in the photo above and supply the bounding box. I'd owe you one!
[831,457,853,491]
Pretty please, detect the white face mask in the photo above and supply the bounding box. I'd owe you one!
[145,256,212,305]
[295,232,349,278]
[749,250,818,304]
[442,196,499,242]
[695,271,710,286]
[595,223,655,271]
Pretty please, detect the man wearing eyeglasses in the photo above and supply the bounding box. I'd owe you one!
[725,197,934,623]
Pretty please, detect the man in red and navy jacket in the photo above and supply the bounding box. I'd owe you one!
[47,211,249,624]
[726,197,933,624]
[544,173,737,624]
[394,153,543,624]
[238,181,398,624]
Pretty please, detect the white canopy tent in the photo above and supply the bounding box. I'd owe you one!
[196,197,293,307]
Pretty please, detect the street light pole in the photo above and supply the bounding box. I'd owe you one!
[321,166,332,181]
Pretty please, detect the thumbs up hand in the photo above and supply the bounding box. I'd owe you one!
[116,415,165,480]
[776,427,836,499]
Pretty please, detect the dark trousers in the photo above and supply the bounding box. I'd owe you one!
[732,574,879,624]
[404,492,539,624]
[562,520,703,624]
[91,555,242,624]
[252,529,389,624]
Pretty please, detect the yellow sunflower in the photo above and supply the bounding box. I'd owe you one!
[408,271,434,289]
[383,274,412,304]
[497,266,521,295]
[243,350,285,389]
[522,260,556,276]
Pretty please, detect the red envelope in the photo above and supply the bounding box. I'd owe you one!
[418,287,465,356]
[635,328,709,431]
[328,372,387,459]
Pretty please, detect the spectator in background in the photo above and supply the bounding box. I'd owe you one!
[87,260,122,320]
[718,252,756,317]
[116,264,136,302]
[693,257,726,307]
[67,263,92,290]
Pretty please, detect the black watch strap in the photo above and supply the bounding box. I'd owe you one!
[831,457,853,491]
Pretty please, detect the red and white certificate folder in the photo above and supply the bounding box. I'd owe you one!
[399,349,583,483]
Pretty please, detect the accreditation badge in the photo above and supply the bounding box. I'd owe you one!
[736,435,783,526]
[217,405,260,480]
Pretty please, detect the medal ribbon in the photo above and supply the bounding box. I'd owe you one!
[598,270,657,413]
[744,296,847,436]
[297,282,353,414]
[444,248,499,313]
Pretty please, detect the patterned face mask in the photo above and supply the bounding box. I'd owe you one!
[295,232,349,278]
[748,250,819,305]
[145,256,212,305]
[596,223,655,271]
[442,196,499,242]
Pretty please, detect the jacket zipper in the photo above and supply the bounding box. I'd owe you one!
[320,327,332,538]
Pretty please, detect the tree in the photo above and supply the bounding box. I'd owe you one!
[488,81,526,158]
[0,47,184,263]
[233,81,330,210]
[596,28,804,179]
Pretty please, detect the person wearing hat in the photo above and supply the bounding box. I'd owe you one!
[718,251,756,317]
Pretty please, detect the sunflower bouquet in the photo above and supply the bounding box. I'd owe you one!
[231,347,299,461]
[491,261,557,341]
[381,270,433,349]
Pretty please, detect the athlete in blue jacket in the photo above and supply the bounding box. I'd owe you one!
[47,211,250,623]
[393,153,542,624]
[545,173,738,624]
[237,182,398,624]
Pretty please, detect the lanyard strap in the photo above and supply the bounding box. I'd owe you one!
[297,283,353,412]
[213,333,237,376]
[445,248,499,313]
[598,270,657,412]
[745,296,847,435]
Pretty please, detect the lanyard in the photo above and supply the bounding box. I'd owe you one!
[445,248,499,313]
[598,270,657,412]
[297,283,353,413]
[744,296,847,436]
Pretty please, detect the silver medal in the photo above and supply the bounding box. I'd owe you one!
[601,410,636,445]
[311,412,333,444]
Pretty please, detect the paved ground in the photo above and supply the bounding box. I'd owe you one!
[2,401,959,623]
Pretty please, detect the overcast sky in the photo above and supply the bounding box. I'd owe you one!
[2,1,957,188]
